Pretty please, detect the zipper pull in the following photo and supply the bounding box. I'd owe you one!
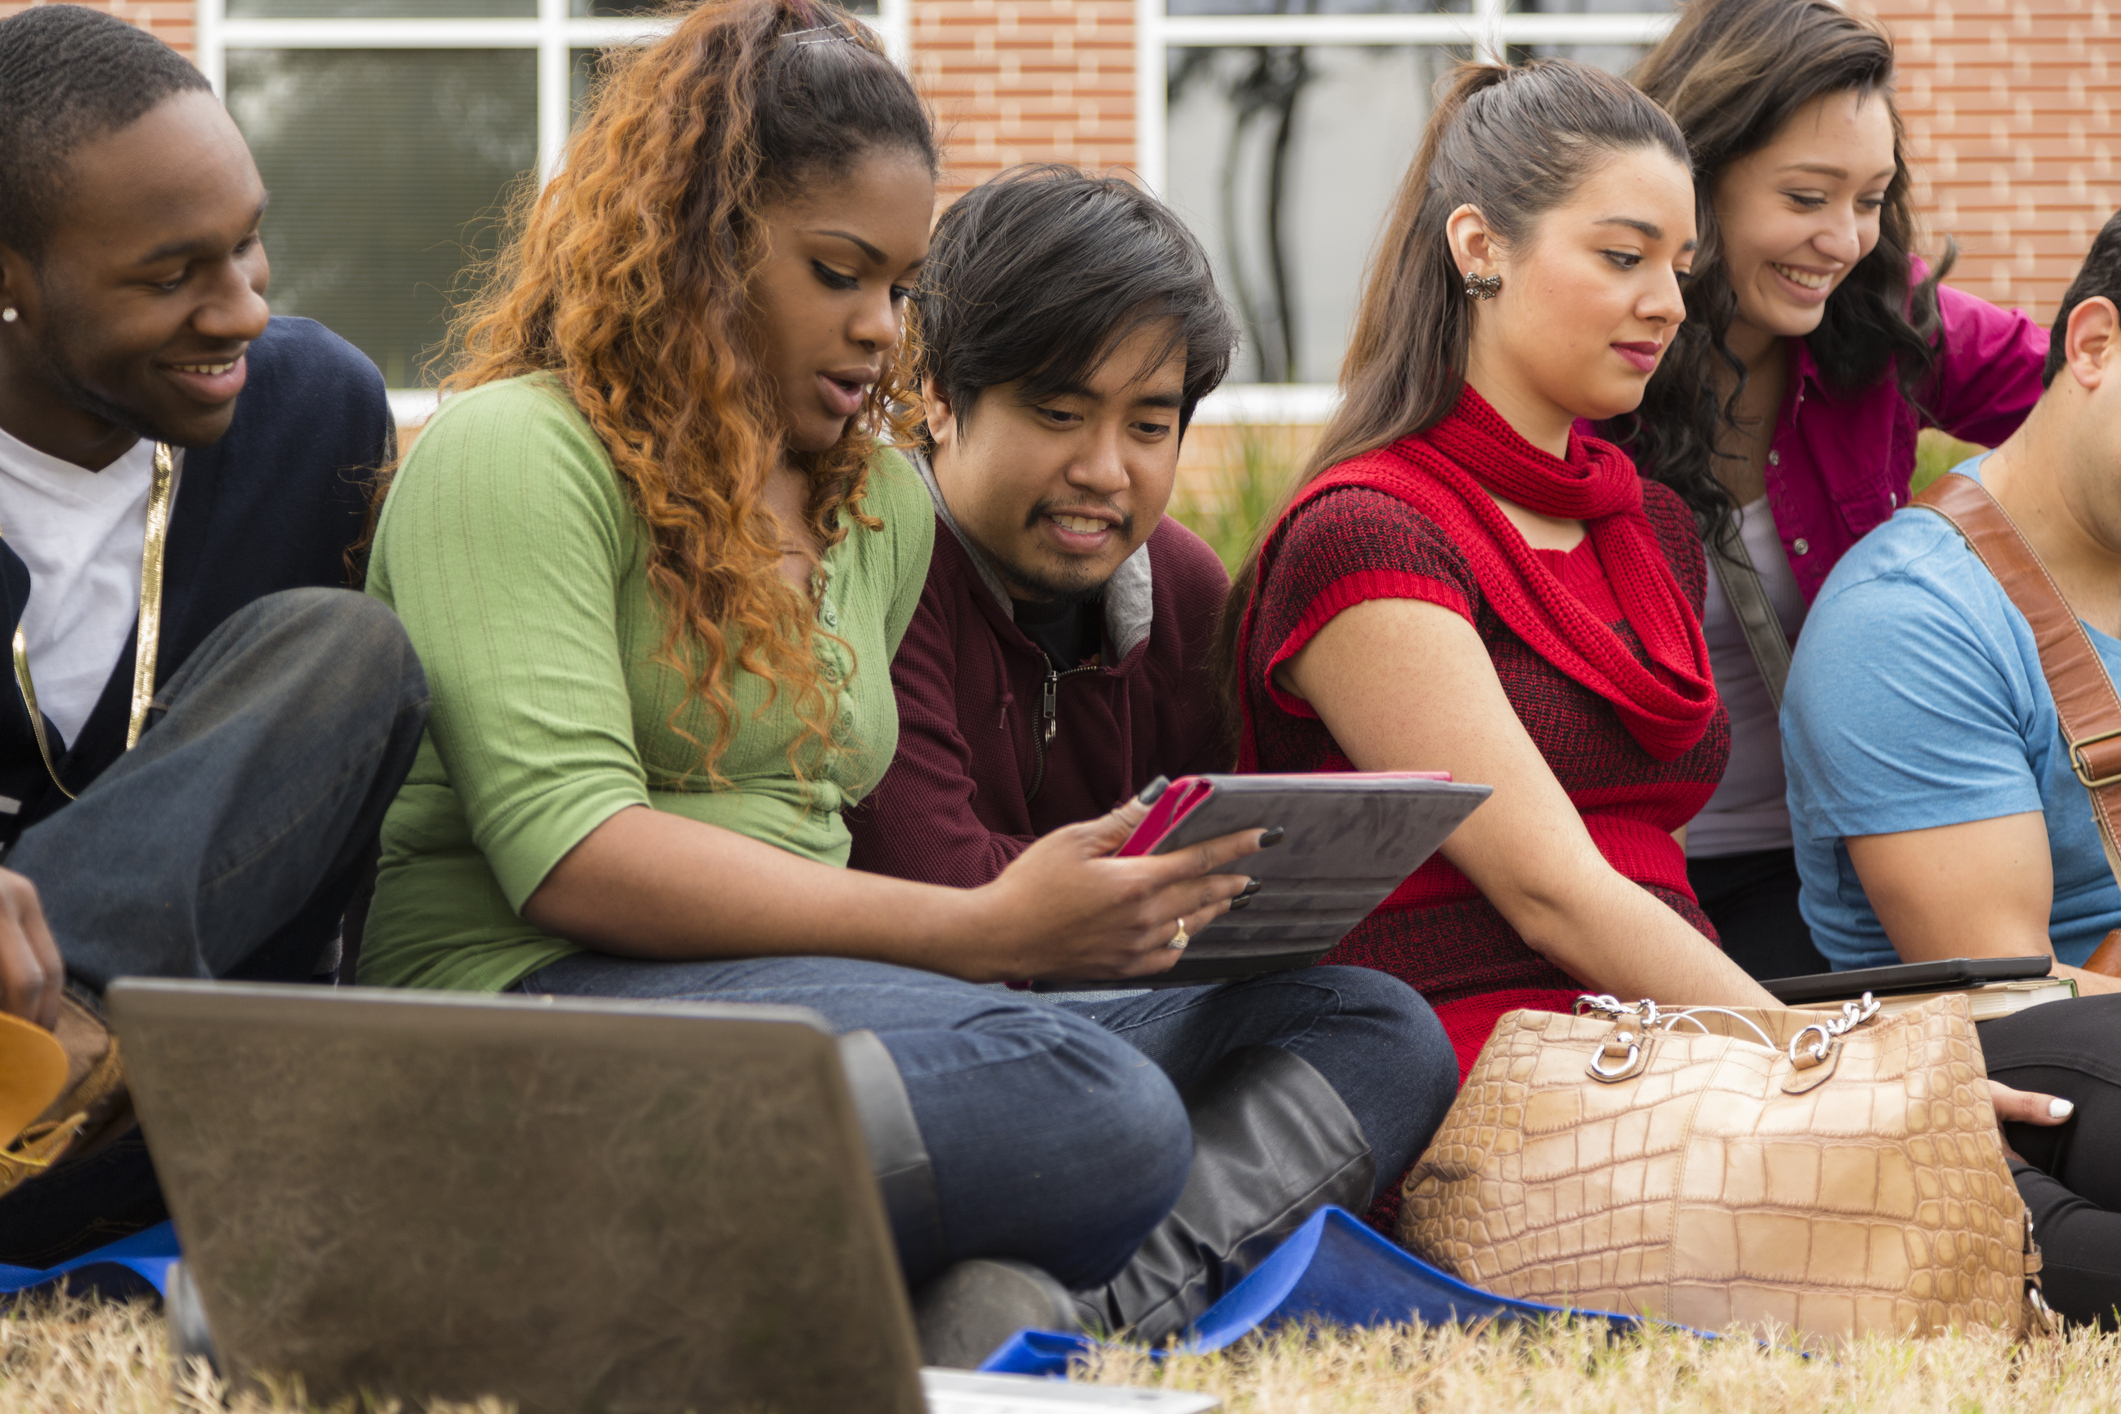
[1042,668,1058,745]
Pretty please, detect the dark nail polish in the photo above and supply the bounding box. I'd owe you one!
[1229,894,1252,911]
[1259,826,1285,848]
[1239,878,1263,898]
[1136,775,1171,805]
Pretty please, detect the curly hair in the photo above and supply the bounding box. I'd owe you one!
[1598,0,1949,548]
[422,0,935,784]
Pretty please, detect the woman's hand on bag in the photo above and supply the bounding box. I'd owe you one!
[1989,1079,2076,1146]
[1989,1080,2075,1161]
[966,795,1268,983]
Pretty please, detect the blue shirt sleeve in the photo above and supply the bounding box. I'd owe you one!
[1783,539,2044,844]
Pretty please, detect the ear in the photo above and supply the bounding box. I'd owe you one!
[0,247,34,329]
[1446,204,1501,282]
[922,375,958,453]
[2064,296,2119,393]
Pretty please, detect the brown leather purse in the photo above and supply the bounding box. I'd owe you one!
[1398,994,2055,1341]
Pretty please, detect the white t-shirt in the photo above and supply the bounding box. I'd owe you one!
[1687,495,1806,859]
[0,427,183,745]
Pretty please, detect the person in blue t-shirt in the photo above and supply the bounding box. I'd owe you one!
[1784,212,2121,1327]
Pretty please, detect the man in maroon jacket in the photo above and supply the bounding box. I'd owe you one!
[848,168,1235,888]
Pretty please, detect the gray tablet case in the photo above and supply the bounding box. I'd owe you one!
[1052,774,1491,988]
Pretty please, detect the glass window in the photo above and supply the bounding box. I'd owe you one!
[1166,45,1465,384]
[225,49,537,389]
[229,1,534,16]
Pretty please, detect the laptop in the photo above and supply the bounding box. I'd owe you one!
[108,980,1215,1414]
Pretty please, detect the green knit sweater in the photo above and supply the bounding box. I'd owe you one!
[359,374,933,992]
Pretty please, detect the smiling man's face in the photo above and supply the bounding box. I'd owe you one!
[926,319,1188,604]
[0,89,271,470]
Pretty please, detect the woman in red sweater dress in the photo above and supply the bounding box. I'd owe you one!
[1226,58,1783,1083]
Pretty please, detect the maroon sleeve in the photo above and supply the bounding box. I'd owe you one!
[1148,518,1239,778]
[1249,487,1478,720]
[844,562,1035,889]
[1638,478,1708,621]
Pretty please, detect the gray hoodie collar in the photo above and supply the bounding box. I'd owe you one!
[910,447,1155,662]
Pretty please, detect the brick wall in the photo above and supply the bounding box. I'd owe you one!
[1863,0,2117,324]
[0,0,191,51]
[910,0,1137,196]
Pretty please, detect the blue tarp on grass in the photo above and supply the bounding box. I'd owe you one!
[0,1221,178,1303]
[981,1206,1690,1377]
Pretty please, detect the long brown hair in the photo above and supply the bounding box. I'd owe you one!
[1211,59,1689,729]
[412,0,935,783]
[1604,0,1948,544]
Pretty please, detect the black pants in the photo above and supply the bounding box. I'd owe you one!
[1980,994,2121,1329]
[0,590,428,1267]
[1686,846,1828,982]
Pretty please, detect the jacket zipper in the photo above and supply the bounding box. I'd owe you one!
[1027,662,1098,803]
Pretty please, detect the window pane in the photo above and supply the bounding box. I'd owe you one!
[1166,45,1464,384]
[1169,2,1468,12]
[226,49,537,388]
[229,1,533,15]
[1506,41,1653,75]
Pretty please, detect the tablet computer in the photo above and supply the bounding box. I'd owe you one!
[1040,772,1491,988]
[1761,954,2053,1005]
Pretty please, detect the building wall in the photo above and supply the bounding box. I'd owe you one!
[911,0,1137,196]
[1867,0,2120,324]
[0,0,191,51]
[33,0,2114,325]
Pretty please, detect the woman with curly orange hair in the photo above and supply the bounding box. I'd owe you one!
[350,0,1423,1360]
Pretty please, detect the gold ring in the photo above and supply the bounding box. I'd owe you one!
[1167,918,1189,951]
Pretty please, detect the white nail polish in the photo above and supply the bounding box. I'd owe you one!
[2049,1097,2075,1120]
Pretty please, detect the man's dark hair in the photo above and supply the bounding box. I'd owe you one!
[2045,208,2121,387]
[0,4,212,258]
[917,165,1238,438]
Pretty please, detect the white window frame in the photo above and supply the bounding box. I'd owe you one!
[1141,0,1677,418]
[195,0,910,417]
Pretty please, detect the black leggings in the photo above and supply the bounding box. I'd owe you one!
[1979,994,2121,1329]
[1686,847,1828,982]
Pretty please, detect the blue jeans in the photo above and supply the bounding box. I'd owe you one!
[515,953,1456,1288]
[0,589,429,1265]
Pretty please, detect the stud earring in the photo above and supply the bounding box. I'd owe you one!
[1,308,15,323]
[1463,271,1502,301]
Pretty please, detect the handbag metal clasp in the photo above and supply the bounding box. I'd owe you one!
[1587,1026,1651,1082]
[1787,993,1881,1069]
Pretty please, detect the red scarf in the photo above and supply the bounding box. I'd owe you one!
[1240,387,1718,763]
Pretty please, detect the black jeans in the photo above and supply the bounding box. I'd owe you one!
[1686,846,1828,982]
[0,589,428,1267]
[1980,993,2121,1329]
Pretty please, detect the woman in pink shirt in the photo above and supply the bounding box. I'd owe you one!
[1598,0,2049,979]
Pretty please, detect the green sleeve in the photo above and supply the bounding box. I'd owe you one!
[369,380,650,910]
[871,446,936,656]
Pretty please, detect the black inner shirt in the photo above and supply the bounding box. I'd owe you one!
[1012,595,1105,672]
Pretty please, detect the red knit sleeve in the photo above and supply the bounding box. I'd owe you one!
[1252,488,1477,719]
[1638,478,1708,621]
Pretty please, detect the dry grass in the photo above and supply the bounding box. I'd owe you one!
[1077,1317,2121,1414]
[6,1291,2120,1413]
[0,1290,509,1414]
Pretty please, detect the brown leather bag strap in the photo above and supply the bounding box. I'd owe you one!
[1913,472,2121,879]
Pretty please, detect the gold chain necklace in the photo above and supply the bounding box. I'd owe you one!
[9,442,177,800]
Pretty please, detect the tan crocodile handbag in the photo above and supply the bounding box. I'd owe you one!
[1398,994,2055,1342]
